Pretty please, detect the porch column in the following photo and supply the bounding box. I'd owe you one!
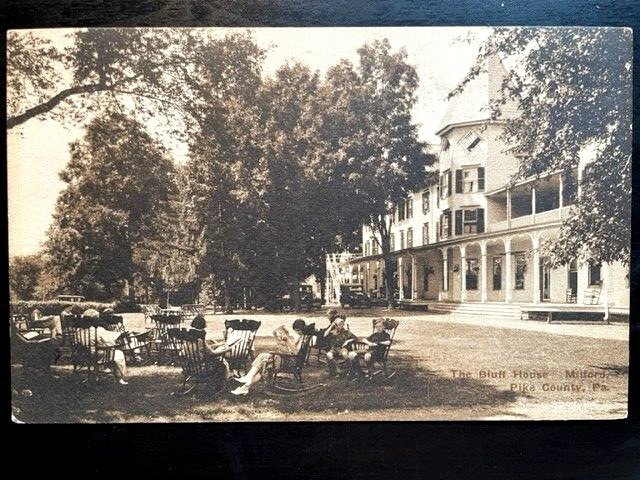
[531,186,537,223]
[504,237,513,303]
[365,263,370,292]
[441,248,449,294]
[480,240,488,302]
[532,234,541,304]
[507,187,512,229]
[411,255,418,299]
[460,244,467,302]
[558,175,564,219]
[398,256,404,300]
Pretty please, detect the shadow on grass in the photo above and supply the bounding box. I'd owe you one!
[258,351,521,415]
[12,348,522,422]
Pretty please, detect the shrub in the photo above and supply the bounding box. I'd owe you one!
[10,300,114,316]
[113,300,142,313]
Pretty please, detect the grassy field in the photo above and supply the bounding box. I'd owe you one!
[11,309,628,422]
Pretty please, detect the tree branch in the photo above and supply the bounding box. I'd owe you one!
[7,82,108,129]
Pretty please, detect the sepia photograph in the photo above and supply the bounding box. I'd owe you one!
[8,26,631,423]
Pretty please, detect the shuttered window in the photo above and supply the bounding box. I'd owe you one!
[407,227,413,248]
[478,167,485,191]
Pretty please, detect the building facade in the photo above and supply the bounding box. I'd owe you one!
[342,55,629,318]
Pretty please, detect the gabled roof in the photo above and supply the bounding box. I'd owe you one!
[436,54,519,136]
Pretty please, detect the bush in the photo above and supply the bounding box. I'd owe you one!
[113,300,142,314]
[10,300,114,316]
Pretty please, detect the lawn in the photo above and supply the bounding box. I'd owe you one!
[11,309,628,422]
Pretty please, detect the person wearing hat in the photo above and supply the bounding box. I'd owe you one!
[231,319,307,395]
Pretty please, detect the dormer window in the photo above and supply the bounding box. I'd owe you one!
[460,130,481,151]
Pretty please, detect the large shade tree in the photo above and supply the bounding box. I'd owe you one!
[320,40,435,307]
[44,111,176,300]
[453,27,632,267]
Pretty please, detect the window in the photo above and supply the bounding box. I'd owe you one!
[436,186,441,207]
[440,170,451,199]
[440,210,451,239]
[493,256,502,290]
[390,233,395,251]
[463,209,478,234]
[406,197,413,219]
[372,240,379,255]
[400,230,405,250]
[398,200,405,221]
[422,223,429,245]
[466,258,479,290]
[455,167,485,194]
[407,227,413,248]
[460,130,481,150]
[588,261,602,286]
[454,208,485,235]
[515,253,527,290]
[435,221,440,242]
[422,190,430,214]
[364,241,370,256]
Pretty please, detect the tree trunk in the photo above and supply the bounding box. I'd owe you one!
[383,253,396,309]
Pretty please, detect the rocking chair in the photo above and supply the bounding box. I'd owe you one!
[223,319,261,376]
[68,318,119,383]
[352,318,399,380]
[266,323,322,392]
[167,328,226,395]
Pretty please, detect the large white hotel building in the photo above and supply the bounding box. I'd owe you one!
[326,55,629,321]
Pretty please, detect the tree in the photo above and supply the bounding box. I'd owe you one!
[320,40,435,307]
[7,29,265,133]
[44,111,176,301]
[454,27,632,266]
[9,254,43,300]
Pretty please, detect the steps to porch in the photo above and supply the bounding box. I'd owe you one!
[407,301,523,321]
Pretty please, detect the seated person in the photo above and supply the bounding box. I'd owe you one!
[29,308,63,337]
[79,309,129,385]
[188,315,236,379]
[357,318,392,375]
[323,316,358,377]
[231,319,306,396]
[312,309,345,351]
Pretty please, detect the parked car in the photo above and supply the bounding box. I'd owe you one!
[282,284,322,312]
[339,284,371,308]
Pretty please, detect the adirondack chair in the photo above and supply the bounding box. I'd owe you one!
[352,318,399,380]
[223,319,261,376]
[265,323,317,391]
[167,328,226,395]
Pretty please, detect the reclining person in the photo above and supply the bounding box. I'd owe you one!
[323,316,358,377]
[230,319,306,396]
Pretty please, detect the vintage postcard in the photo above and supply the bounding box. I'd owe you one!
[8,26,630,423]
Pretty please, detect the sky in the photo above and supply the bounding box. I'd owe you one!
[7,27,487,257]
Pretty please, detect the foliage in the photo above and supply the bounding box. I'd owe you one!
[10,300,114,316]
[455,27,632,266]
[319,40,434,305]
[9,254,44,300]
[44,111,176,301]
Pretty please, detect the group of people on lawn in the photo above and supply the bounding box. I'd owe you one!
[229,309,391,395]
[13,307,391,396]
